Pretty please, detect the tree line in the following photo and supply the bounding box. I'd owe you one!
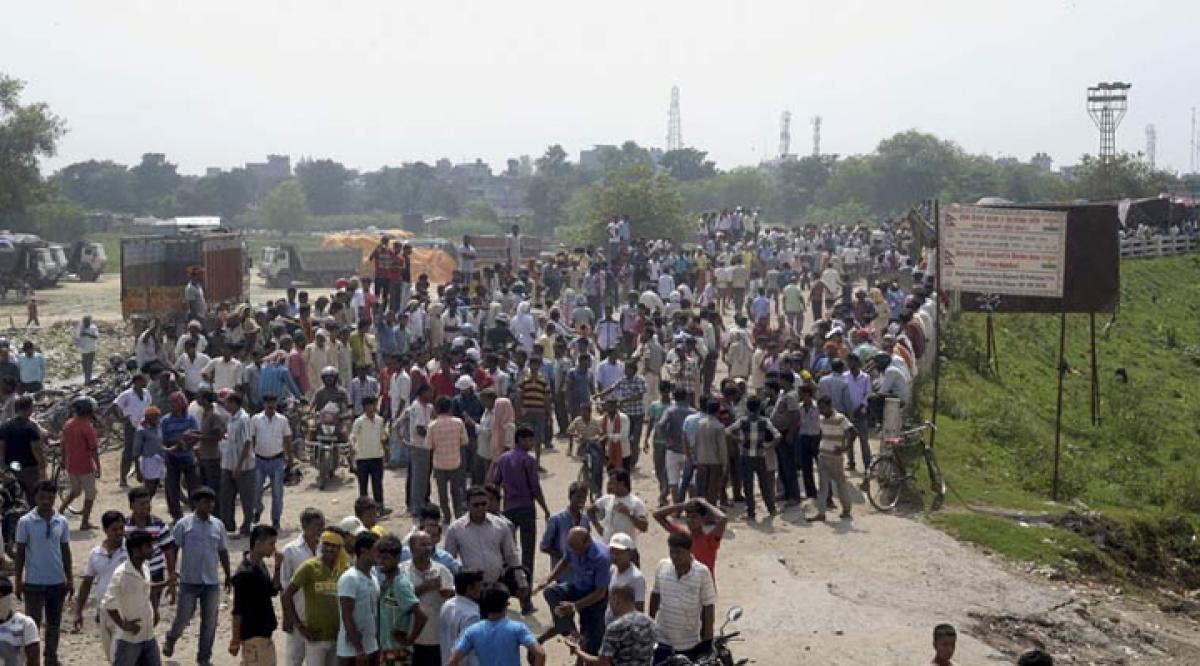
[2,71,1197,245]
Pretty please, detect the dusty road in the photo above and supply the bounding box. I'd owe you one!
[12,276,1200,665]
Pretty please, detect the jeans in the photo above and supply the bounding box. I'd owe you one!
[817,453,854,517]
[848,412,872,469]
[583,441,605,498]
[776,432,801,502]
[798,434,820,498]
[356,457,385,505]
[164,454,200,521]
[724,441,742,503]
[167,582,220,664]
[408,446,432,516]
[24,582,68,666]
[626,413,643,469]
[739,456,775,516]
[524,411,550,456]
[256,455,287,526]
[652,443,669,503]
[543,582,606,654]
[121,422,137,485]
[434,466,465,520]
[285,631,336,666]
[219,468,256,534]
[112,639,162,666]
[554,392,570,436]
[504,506,537,582]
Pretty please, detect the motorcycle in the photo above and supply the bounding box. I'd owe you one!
[1,465,30,559]
[305,403,352,490]
[658,607,748,666]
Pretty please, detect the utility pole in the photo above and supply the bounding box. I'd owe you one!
[1145,124,1156,169]
[778,111,791,159]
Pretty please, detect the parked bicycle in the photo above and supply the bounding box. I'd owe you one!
[866,421,945,512]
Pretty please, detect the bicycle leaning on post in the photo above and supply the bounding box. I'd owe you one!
[865,421,946,512]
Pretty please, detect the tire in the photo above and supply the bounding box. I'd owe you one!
[867,456,904,513]
[318,448,333,490]
[78,269,98,282]
[926,450,947,511]
[54,465,80,516]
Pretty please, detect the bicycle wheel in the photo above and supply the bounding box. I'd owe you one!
[53,464,81,516]
[867,456,904,512]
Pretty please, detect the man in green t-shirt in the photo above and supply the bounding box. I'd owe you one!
[281,530,348,664]
[374,534,425,665]
[643,380,674,506]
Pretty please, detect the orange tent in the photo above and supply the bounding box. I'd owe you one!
[322,230,457,285]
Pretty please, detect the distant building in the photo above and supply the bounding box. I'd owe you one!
[1031,152,1054,171]
[1058,165,1078,179]
[443,159,530,218]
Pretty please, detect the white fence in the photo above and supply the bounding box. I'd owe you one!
[1120,235,1199,259]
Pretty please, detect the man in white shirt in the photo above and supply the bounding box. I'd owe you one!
[202,346,244,394]
[278,508,325,666]
[649,531,717,662]
[587,468,648,565]
[350,396,389,510]
[115,373,152,488]
[402,385,435,516]
[173,338,210,395]
[604,533,645,624]
[249,394,292,529]
[595,350,625,394]
[76,315,100,384]
[74,510,129,660]
[102,530,157,665]
[657,272,675,300]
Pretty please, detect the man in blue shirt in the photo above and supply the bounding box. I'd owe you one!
[15,479,71,666]
[163,486,231,665]
[539,482,591,583]
[159,391,200,522]
[258,351,302,402]
[449,584,545,666]
[532,526,611,655]
[16,341,46,394]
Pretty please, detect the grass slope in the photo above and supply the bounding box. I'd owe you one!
[923,254,1200,582]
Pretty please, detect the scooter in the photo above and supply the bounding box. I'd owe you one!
[658,607,748,666]
[305,403,352,490]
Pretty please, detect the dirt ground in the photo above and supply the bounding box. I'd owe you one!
[10,276,1200,665]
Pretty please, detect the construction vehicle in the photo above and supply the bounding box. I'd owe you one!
[121,230,246,322]
[0,232,63,294]
[259,244,362,288]
[63,240,107,281]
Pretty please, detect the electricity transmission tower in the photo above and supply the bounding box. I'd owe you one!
[666,86,683,152]
[778,111,791,158]
[1145,124,1156,169]
[1086,82,1131,164]
[811,115,822,157]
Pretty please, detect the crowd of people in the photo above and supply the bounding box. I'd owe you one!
[0,212,1054,666]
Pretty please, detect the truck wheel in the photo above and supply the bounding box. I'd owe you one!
[271,272,292,289]
[78,269,98,282]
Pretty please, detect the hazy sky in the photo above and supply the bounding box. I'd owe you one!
[4,0,1197,176]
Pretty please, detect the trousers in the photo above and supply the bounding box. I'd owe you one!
[356,457,385,505]
[25,583,68,666]
[434,466,465,520]
[218,468,256,534]
[798,434,820,498]
[255,455,287,526]
[112,639,162,666]
[695,463,725,505]
[739,456,775,517]
[543,583,606,654]
[163,455,199,521]
[408,446,432,516]
[817,452,854,517]
[775,432,801,502]
[504,506,537,581]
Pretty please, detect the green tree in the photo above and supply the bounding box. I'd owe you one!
[296,157,352,215]
[0,73,66,216]
[130,152,182,215]
[660,148,717,181]
[462,199,500,227]
[260,180,309,233]
[52,160,136,212]
[26,197,86,241]
[176,169,252,220]
[568,164,687,243]
[677,167,774,214]
[527,144,575,234]
[774,155,837,222]
[1067,153,1180,201]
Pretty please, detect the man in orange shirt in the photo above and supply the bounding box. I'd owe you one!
[651,498,726,581]
[427,397,468,521]
[61,397,102,530]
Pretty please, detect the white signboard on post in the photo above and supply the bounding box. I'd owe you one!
[940,204,1068,298]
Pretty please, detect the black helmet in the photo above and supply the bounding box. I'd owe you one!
[109,353,125,370]
[72,396,97,416]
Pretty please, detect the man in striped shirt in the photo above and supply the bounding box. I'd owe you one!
[124,486,176,623]
[649,531,716,662]
[518,355,551,462]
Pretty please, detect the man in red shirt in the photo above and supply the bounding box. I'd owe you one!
[369,235,395,310]
[61,398,102,529]
[430,356,458,399]
[652,497,727,582]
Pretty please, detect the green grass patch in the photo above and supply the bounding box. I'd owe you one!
[921,254,1200,583]
[931,513,1099,568]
